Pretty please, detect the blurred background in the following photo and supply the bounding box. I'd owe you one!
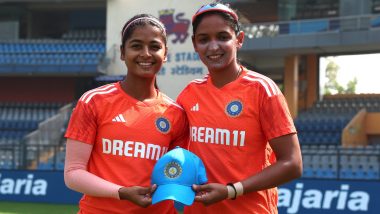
[0,0,379,213]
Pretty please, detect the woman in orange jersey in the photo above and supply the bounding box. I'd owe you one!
[64,14,188,214]
[176,3,303,214]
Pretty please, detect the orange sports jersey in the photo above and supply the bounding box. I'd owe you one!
[65,82,188,214]
[177,67,296,214]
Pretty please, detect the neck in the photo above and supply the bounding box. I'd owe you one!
[121,76,157,101]
[209,64,242,88]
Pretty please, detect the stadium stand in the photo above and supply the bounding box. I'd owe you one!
[302,144,380,180]
[62,29,106,41]
[0,39,105,75]
[0,102,67,169]
[0,2,106,171]
[1,1,380,213]
[23,103,73,170]
[0,0,379,185]
[296,94,380,180]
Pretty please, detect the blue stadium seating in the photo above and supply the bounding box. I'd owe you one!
[0,40,105,75]
[0,102,63,142]
[301,140,380,180]
[371,16,380,27]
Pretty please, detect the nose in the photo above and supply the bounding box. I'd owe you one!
[140,46,151,57]
[208,40,219,51]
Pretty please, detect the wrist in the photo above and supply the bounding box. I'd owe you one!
[233,182,244,197]
[118,187,129,200]
[226,183,237,200]
[226,185,235,199]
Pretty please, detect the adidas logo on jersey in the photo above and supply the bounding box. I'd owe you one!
[190,103,199,111]
[112,114,126,122]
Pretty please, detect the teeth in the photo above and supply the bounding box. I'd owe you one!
[138,62,152,66]
[209,55,222,59]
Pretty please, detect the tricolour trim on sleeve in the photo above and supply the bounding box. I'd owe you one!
[162,94,184,110]
[190,75,208,84]
[244,71,281,97]
[79,84,117,104]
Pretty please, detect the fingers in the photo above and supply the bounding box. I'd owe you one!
[194,192,213,206]
[138,186,152,195]
[137,187,154,208]
[150,184,157,193]
[193,183,227,206]
[140,196,152,208]
[193,184,209,203]
[192,184,208,192]
[194,193,205,202]
[122,186,156,208]
[192,184,199,191]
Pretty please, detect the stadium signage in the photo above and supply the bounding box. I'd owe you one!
[279,183,369,213]
[0,171,81,203]
[278,179,379,214]
[0,170,379,212]
[0,173,47,196]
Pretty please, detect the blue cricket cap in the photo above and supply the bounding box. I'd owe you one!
[151,147,208,206]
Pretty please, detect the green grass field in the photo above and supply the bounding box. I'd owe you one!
[0,202,78,214]
[0,201,184,214]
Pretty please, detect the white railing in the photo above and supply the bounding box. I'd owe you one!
[242,14,380,39]
[97,43,119,74]
[24,103,72,146]
[20,103,72,169]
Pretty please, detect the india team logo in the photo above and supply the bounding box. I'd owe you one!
[156,117,171,133]
[164,162,182,179]
[225,100,243,117]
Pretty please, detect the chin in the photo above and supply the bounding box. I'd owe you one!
[206,64,227,72]
[141,71,158,78]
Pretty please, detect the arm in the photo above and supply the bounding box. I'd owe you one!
[64,139,156,207]
[240,87,302,192]
[194,134,302,205]
[64,138,122,199]
[241,133,302,192]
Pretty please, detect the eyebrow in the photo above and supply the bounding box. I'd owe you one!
[128,39,163,44]
[195,31,232,37]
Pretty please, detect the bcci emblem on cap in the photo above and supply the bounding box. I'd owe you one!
[165,162,182,178]
[155,117,170,133]
[226,100,243,117]
[151,147,208,206]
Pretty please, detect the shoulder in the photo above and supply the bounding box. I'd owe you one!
[160,93,184,111]
[189,75,209,86]
[241,70,281,97]
[178,75,208,99]
[78,83,119,105]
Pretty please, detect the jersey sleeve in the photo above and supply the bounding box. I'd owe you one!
[176,85,187,107]
[65,100,97,145]
[260,91,296,141]
[169,107,189,150]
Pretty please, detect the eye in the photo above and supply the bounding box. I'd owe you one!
[130,43,141,49]
[218,34,231,41]
[196,36,208,44]
[150,44,162,51]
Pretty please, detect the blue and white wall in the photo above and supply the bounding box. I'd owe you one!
[105,0,212,99]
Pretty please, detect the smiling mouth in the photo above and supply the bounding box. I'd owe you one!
[138,62,154,68]
[207,54,223,60]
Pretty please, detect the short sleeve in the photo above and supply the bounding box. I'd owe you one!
[176,87,186,107]
[260,92,296,141]
[169,107,189,150]
[65,100,97,145]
